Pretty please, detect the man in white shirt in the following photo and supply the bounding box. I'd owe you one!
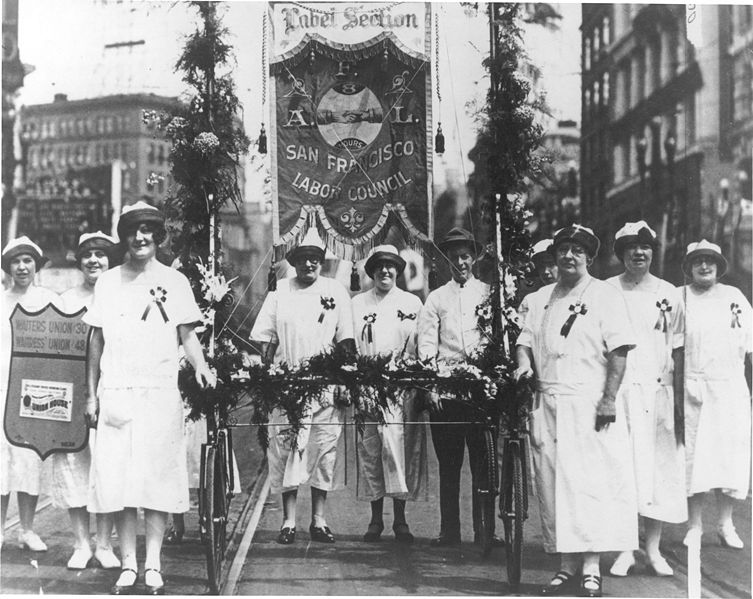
[417,228,501,547]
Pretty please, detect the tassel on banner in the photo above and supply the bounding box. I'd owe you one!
[267,261,277,292]
[350,264,361,292]
[435,123,445,155]
[258,124,267,155]
[428,258,438,290]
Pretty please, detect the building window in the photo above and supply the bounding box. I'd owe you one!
[60,120,67,138]
[733,54,753,123]
[602,15,611,46]
[584,37,592,72]
[602,72,610,106]
[121,143,128,162]
[148,143,156,164]
[613,142,625,183]
[157,176,165,194]
[157,144,165,165]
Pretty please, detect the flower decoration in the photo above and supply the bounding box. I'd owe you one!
[654,298,672,332]
[318,296,336,323]
[397,310,416,321]
[731,302,742,328]
[193,131,221,155]
[142,286,169,322]
[361,312,377,343]
[560,301,587,337]
[475,302,494,332]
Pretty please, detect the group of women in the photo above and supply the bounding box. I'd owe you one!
[1,201,215,595]
[518,222,751,598]
[1,208,750,598]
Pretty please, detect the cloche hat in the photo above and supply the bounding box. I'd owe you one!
[682,239,728,277]
[550,224,600,258]
[364,244,406,278]
[1,236,49,274]
[116,201,166,241]
[531,239,554,260]
[75,231,119,264]
[613,220,659,260]
[285,228,326,266]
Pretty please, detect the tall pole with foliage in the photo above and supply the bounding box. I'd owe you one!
[144,1,250,418]
[484,3,544,353]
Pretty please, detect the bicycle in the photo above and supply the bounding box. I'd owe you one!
[497,377,533,587]
[198,404,236,594]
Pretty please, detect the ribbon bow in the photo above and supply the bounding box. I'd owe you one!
[654,299,672,332]
[141,286,169,322]
[318,296,336,323]
[361,313,377,343]
[731,302,742,328]
[397,310,416,321]
[561,301,587,337]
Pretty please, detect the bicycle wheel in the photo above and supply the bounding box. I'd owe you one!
[477,427,498,557]
[202,444,228,594]
[501,442,524,587]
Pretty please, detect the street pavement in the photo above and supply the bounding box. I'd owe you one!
[232,426,751,597]
[0,412,750,597]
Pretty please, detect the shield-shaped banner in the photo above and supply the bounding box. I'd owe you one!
[269,2,433,261]
[4,303,89,459]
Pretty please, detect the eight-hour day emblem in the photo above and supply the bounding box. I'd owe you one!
[316,82,384,150]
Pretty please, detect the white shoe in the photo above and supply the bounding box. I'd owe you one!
[609,551,635,576]
[18,530,48,552]
[717,523,744,549]
[94,546,121,569]
[67,546,93,569]
[683,528,703,547]
[647,554,673,576]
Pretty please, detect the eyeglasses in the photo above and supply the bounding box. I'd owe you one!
[296,256,322,266]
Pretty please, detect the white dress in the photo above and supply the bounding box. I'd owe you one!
[606,276,687,523]
[50,285,95,509]
[83,262,202,513]
[250,276,353,495]
[1,285,61,495]
[351,287,428,502]
[683,283,751,499]
[518,275,639,553]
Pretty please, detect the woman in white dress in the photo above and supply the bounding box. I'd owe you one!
[84,202,215,595]
[0,237,61,551]
[351,245,427,543]
[606,221,687,577]
[682,240,751,549]
[515,225,637,598]
[54,232,121,570]
[250,229,354,545]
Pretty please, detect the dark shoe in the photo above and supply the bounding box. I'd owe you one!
[473,533,505,547]
[540,571,577,596]
[277,526,296,545]
[110,568,138,595]
[579,574,602,598]
[309,524,335,543]
[363,522,384,542]
[429,534,461,547]
[164,525,184,545]
[393,523,414,544]
[144,568,165,596]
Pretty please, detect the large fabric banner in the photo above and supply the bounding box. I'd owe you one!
[269,2,433,261]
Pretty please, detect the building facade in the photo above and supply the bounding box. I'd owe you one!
[580,4,752,295]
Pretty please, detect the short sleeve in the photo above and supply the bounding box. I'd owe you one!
[170,271,203,326]
[670,286,685,349]
[516,296,532,347]
[598,283,636,353]
[82,276,107,328]
[250,290,279,344]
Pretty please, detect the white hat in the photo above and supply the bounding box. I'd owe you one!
[285,228,326,265]
[683,239,727,277]
[2,236,48,274]
[613,220,658,259]
[364,244,406,277]
[531,239,553,258]
[116,200,166,240]
[76,231,119,264]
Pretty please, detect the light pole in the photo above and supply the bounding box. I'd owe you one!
[657,131,676,276]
